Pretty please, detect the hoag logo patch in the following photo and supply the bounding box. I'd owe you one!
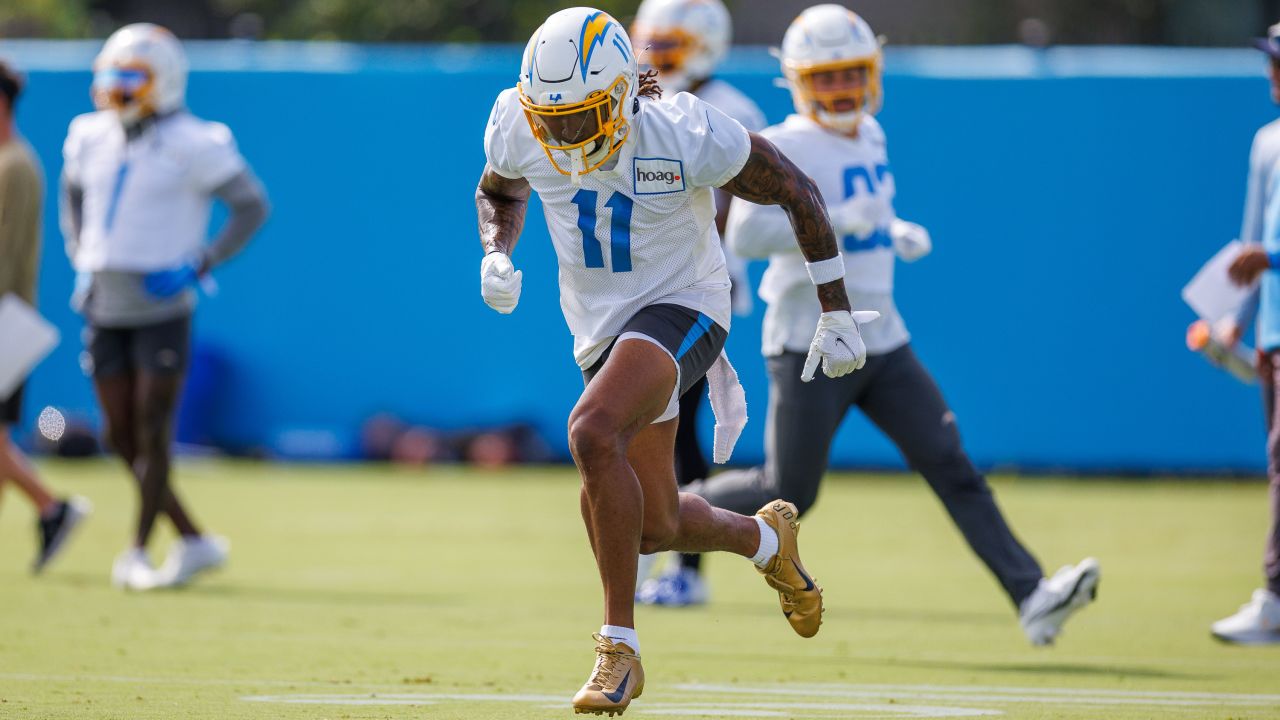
[634,157,685,195]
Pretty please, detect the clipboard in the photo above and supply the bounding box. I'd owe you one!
[0,293,60,398]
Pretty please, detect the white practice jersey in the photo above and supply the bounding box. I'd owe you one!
[485,89,750,369]
[725,113,910,357]
[683,79,766,134]
[64,110,246,273]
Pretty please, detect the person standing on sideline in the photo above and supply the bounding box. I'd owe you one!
[667,5,1100,646]
[0,61,91,574]
[1215,21,1280,645]
[60,25,269,590]
[629,0,769,607]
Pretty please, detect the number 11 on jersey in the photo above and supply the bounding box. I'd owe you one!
[572,189,633,273]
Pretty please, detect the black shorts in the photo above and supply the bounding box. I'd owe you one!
[0,383,23,425]
[584,303,728,422]
[83,315,191,378]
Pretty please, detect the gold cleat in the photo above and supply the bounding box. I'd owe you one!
[756,499,824,638]
[571,633,644,716]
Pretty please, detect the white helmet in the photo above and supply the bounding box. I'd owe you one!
[92,23,188,124]
[630,0,731,94]
[518,7,638,184]
[779,4,882,135]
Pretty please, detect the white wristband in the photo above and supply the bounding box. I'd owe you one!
[805,254,846,285]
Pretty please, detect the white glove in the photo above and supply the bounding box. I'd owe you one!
[827,195,887,238]
[890,219,932,262]
[802,310,881,382]
[480,252,522,314]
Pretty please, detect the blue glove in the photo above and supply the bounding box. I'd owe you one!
[143,264,200,298]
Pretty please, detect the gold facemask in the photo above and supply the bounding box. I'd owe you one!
[785,55,882,131]
[630,25,696,76]
[519,75,631,178]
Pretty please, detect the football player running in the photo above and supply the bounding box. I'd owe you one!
[629,0,767,607]
[60,24,269,590]
[478,7,875,714]
[671,5,1100,647]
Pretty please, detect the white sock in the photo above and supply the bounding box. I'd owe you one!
[750,516,779,568]
[601,624,640,654]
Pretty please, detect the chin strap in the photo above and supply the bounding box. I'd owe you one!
[570,153,585,186]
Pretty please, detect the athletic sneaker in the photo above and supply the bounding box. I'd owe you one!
[1211,589,1280,645]
[1019,557,1101,646]
[636,566,708,607]
[572,633,644,716]
[755,499,823,638]
[32,496,91,574]
[155,535,229,587]
[111,548,158,591]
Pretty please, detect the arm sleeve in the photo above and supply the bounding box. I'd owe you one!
[1241,134,1266,244]
[1235,285,1261,333]
[0,164,17,298]
[724,195,801,259]
[204,168,270,269]
[59,171,83,262]
[675,94,751,188]
[483,91,525,180]
[188,123,248,193]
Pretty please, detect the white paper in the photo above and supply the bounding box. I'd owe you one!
[0,294,60,398]
[1182,240,1253,323]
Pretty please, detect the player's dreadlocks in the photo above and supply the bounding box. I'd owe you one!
[637,69,662,99]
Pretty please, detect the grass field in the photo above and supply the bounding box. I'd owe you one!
[1,460,1279,719]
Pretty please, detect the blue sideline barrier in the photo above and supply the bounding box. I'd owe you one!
[7,42,1275,471]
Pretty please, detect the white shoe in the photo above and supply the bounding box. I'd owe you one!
[1019,557,1100,646]
[155,535,229,587]
[1211,589,1280,645]
[636,566,709,607]
[111,548,159,591]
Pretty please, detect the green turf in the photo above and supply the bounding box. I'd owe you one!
[1,460,1278,719]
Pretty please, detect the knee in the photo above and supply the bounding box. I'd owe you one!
[792,490,819,518]
[567,406,625,469]
[133,420,170,457]
[639,515,679,554]
[104,423,136,460]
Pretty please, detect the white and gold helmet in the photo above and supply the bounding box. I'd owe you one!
[630,0,731,94]
[779,4,882,135]
[518,7,638,184]
[92,23,188,124]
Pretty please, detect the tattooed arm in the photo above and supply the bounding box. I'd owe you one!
[720,133,851,313]
[476,165,532,255]
[475,165,532,314]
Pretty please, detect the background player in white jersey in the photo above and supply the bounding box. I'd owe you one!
[478,7,877,714]
[60,24,269,590]
[629,0,768,607]
[672,4,1101,646]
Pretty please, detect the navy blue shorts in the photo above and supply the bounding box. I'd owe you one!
[583,303,728,422]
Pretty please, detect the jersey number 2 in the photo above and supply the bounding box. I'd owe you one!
[572,189,633,273]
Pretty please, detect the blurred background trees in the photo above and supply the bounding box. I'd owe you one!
[2,0,1280,45]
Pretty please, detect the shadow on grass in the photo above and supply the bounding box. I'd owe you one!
[704,600,1011,627]
[181,583,454,609]
[676,650,1211,681]
[40,573,450,609]
[879,657,1211,681]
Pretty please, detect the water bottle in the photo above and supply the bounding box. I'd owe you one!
[1186,320,1257,383]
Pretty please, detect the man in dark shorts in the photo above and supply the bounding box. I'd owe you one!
[0,60,90,573]
[61,25,269,589]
